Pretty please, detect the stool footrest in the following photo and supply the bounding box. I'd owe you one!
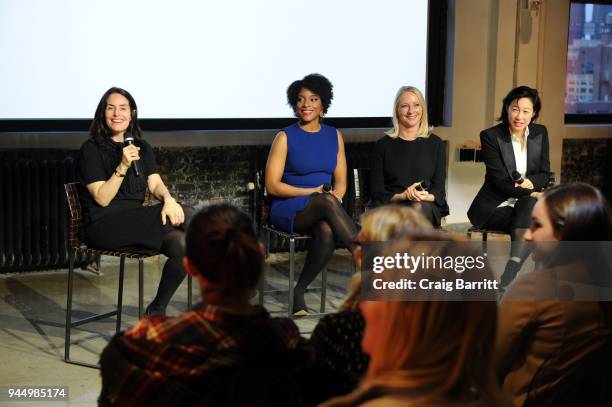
[71,310,118,328]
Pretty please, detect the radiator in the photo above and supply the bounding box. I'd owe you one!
[0,157,93,272]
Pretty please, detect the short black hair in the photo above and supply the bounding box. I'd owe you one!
[286,73,334,115]
[497,86,542,125]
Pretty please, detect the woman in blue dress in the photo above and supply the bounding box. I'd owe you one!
[265,73,357,316]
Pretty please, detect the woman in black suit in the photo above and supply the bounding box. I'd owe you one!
[468,86,550,288]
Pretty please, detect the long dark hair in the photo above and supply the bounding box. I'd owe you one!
[186,204,262,297]
[88,87,145,182]
[543,183,612,326]
[90,87,142,141]
[543,183,612,241]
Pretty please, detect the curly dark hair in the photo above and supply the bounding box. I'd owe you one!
[90,87,142,141]
[497,85,542,125]
[286,73,334,115]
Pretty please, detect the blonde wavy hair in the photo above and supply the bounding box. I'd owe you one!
[385,86,430,139]
[339,205,432,311]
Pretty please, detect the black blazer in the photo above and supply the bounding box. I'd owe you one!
[467,123,550,228]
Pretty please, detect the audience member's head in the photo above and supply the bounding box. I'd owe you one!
[359,204,433,242]
[341,205,432,312]
[360,232,500,404]
[183,204,262,304]
[536,182,611,241]
[525,182,612,263]
[525,183,612,321]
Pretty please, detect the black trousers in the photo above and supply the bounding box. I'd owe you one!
[483,195,537,232]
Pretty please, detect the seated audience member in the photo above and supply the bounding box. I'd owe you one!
[497,183,612,406]
[322,233,506,407]
[468,86,550,289]
[309,205,432,394]
[99,204,314,406]
[369,86,449,226]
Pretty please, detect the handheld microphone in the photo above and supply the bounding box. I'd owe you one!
[322,183,332,193]
[124,134,141,177]
[415,180,430,192]
[511,171,524,184]
[546,172,555,189]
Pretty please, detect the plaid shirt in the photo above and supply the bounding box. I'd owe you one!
[99,304,307,406]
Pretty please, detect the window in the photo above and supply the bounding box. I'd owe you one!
[565,1,612,124]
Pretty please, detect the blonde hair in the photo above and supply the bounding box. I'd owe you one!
[363,233,501,405]
[359,204,432,242]
[339,205,432,311]
[385,86,430,139]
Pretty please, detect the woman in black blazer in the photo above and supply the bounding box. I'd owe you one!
[468,86,550,288]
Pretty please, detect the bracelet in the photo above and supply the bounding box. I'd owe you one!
[114,169,126,178]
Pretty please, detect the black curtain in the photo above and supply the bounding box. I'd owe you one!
[427,0,449,126]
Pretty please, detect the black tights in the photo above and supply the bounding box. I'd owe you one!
[485,196,536,286]
[509,228,531,263]
[148,206,195,311]
[292,193,357,308]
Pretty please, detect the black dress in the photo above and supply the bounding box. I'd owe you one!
[78,137,172,253]
[370,134,449,225]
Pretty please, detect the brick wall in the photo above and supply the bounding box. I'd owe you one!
[561,138,612,203]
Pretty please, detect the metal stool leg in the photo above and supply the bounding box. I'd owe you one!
[320,267,327,313]
[115,256,125,333]
[258,270,265,306]
[259,229,271,306]
[187,274,193,310]
[138,259,144,319]
[288,237,295,316]
[483,231,488,256]
[64,248,75,362]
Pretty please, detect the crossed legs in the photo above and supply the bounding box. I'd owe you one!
[292,194,358,312]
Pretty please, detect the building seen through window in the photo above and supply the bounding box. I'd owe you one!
[566,2,612,115]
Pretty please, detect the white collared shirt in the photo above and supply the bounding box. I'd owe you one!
[498,126,529,208]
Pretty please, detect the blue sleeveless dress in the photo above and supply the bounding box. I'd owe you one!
[270,122,338,233]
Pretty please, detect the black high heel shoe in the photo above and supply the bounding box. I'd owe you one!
[144,303,166,318]
[292,291,308,317]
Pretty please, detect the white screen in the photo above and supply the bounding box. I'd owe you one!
[0,0,428,119]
